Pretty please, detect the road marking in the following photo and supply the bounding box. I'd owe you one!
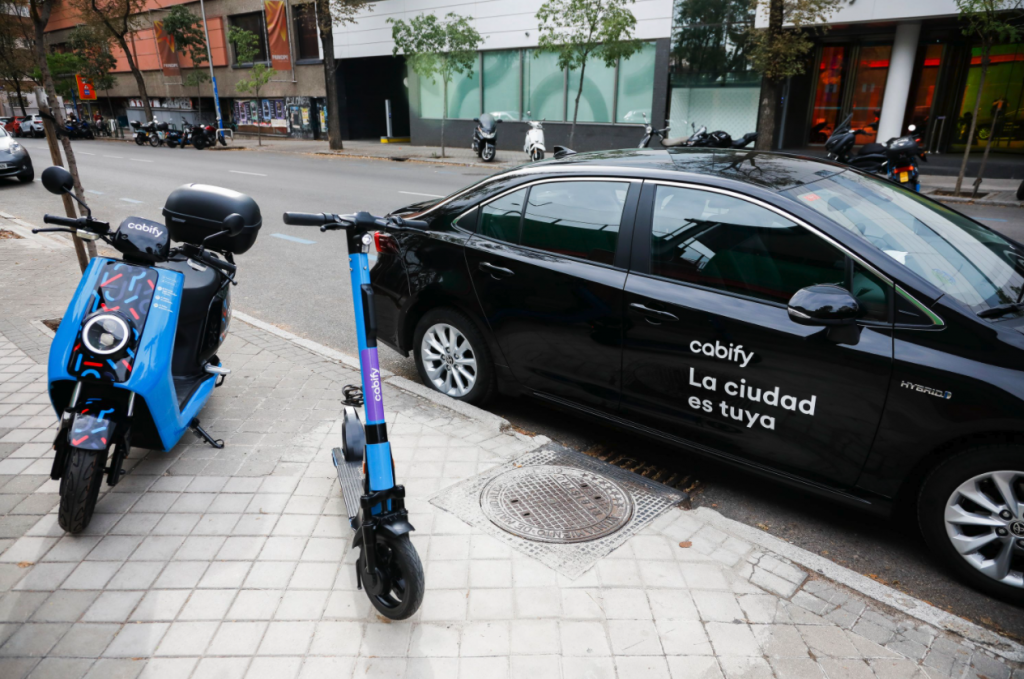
[399,191,444,198]
[230,170,267,177]
[130,158,153,163]
[104,155,123,159]
[79,152,95,156]
[271,233,316,245]
[86,190,104,195]
[977,217,1008,222]
[120,198,143,204]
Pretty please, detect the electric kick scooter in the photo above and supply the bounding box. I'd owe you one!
[283,209,425,620]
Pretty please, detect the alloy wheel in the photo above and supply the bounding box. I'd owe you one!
[944,470,1024,588]
[420,322,478,398]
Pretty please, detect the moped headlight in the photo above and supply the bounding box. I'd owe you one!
[82,313,130,355]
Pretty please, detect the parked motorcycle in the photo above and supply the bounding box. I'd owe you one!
[523,112,545,161]
[644,120,756,149]
[883,127,927,192]
[164,123,185,149]
[130,119,160,147]
[825,113,927,190]
[193,124,229,150]
[32,166,261,533]
[471,113,501,162]
[637,113,671,148]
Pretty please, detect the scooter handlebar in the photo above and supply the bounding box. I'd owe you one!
[192,249,237,274]
[43,214,82,228]
[282,211,332,226]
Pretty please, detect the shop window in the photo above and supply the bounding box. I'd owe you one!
[617,42,656,124]
[230,12,268,64]
[418,65,478,120]
[525,49,565,122]
[848,44,892,145]
[810,46,845,143]
[955,43,1024,152]
[293,4,319,61]
[567,59,616,123]
[483,50,520,121]
[905,44,944,137]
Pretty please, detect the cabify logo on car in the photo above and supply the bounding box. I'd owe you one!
[900,381,952,400]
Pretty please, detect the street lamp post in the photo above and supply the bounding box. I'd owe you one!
[197,0,223,132]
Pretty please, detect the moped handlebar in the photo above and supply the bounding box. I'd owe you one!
[190,249,237,274]
[43,214,81,228]
[283,211,429,231]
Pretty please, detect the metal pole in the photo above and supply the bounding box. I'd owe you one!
[198,0,223,131]
[386,99,393,138]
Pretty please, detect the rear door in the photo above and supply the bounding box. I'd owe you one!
[464,178,640,410]
[620,181,894,488]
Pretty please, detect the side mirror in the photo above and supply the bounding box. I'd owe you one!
[473,117,480,123]
[787,285,859,326]
[496,118,503,124]
[222,213,245,237]
[42,166,74,195]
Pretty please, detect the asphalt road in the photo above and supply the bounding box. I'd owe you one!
[3,137,1023,637]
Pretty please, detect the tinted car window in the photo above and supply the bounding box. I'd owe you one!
[479,189,526,243]
[521,181,628,264]
[650,185,845,304]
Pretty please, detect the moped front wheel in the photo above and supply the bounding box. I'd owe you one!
[357,533,424,620]
[58,447,107,534]
[148,135,161,147]
[135,136,145,146]
[481,144,496,162]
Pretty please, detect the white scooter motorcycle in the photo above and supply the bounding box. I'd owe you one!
[524,112,546,162]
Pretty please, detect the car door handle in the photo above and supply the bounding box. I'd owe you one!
[630,303,679,322]
[479,262,514,278]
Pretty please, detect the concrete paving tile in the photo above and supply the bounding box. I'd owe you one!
[456,656,504,679]
[561,656,616,679]
[599,588,653,620]
[656,620,713,656]
[82,591,144,623]
[297,657,357,679]
[85,537,142,562]
[559,621,609,657]
[208,621,267,655]
[274,589,328,620]
[25,657,94,679]
[50,622,121,657]
[706,622,761,657]
[0,591,49,622]
[153,621,218,656]
[513,586,562,619]
[361,623,413,658]
[198,561,250,589]
[799,624,861,658]
[106,562,164,590]
[309,621,364,656]
[30,590,100,622]
[288,561,338,589]
[259,537,307,562]
[102,622,169,657]
[0,537,58,563]
[616,656,672,679]
[509,655,560,679]
[129,590,190,622]
[229,590,283,620]
[177,589,237,620]
[0,622,69,656]
[607,619,663,656]
[193,657,251,679]
[130,537,185,562]
[246,657,302,679]
[719,656,775,679]
[61,562,121,590]
[174,536,225,561]
[82,658,144,679]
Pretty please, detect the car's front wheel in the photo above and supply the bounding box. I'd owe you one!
[18,167,34,183]
[919,445,1024,604]
[413,308,494,405]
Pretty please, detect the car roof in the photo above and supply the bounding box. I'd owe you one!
[526,148,849,197]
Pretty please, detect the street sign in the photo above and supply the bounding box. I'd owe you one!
[76,75,97,101]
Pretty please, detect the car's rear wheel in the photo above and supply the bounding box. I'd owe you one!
[413,308,494,405]
[18,168,34,183]
[919,445,1024,604]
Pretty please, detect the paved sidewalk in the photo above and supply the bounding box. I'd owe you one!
[1,230,1022,679]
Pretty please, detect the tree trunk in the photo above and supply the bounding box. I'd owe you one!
[955,55,987,197]
[14,78,27,115]
[570,59,586,149]
[121,31,153,122]
[754,77,781,151]
[315,0,343,150]
[441,77,447,158]
[972,106,1000,199]
[255,88,262,146]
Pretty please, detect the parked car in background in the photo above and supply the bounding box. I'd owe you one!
[2,116,26,136]
[20,115,44,137]
[0,125,34,182]
[370,148,1024,604]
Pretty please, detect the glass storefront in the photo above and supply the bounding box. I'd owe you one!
[810,46,845,143]
[905,44,944,138]
[954,43,1024,152]
[848,45,891,144]
[669,0,759,138]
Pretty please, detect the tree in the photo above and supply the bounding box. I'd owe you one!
[70,0,154,122]
[389,12,482,158]
[68,24,117,116]
[313,0,373,150]
[162,5,209,120]
[746,0,842,151]
[672,0,753,83]
[952,0,1023,196]
[536,0,641,148]
[0,0,35,116]
[34,52,84,104]
[229,26,273,147]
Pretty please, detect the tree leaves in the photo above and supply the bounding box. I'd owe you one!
[389,12,482,85]
[535,0,642,71]
[746,0,844,82]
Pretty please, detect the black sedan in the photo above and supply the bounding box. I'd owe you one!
[0,125,33,183]
[370,148,1024,604]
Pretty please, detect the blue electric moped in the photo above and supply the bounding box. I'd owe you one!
[36,166,261,533]
[282,209,425,620]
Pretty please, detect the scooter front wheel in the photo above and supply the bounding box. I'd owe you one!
[357,533,424,620]
[532,148,544,161]
[135,136,145,146]
[149,135,162,147]
[481,144,496,162]
[58,447,107,534]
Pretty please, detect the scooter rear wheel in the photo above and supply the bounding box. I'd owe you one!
[58,447,107,534]
[135,136,145,146]
[357,533,424,620]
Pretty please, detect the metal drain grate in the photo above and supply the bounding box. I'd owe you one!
[481,466,634,543]
[430,443,688,579]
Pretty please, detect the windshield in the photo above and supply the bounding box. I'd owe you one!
[783,171,1024,314]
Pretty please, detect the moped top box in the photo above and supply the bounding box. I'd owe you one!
[162,184,262,254]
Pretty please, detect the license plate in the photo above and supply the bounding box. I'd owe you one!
[899,171,909,183]
[0,164,8,170]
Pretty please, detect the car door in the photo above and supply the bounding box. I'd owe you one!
[620,181,894,488]
[464,178,640,411]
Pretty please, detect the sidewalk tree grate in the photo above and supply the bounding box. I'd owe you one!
[480,465,634,543]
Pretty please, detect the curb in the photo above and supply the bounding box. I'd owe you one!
[693,507,1024,663]
[309,150,517,169]
[932,195,1024,208]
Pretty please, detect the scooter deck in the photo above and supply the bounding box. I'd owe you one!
[332,447,363,522]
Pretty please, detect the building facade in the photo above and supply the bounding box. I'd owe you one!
[44,0,328,138]
[328,0,676,152]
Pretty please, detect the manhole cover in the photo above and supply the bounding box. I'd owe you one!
[480,465,634,543]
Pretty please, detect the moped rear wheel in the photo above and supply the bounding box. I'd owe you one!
[357,533,424,620]
[135,136,145,146]
[58,447,107,534]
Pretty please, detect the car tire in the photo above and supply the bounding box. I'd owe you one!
[413,308,495,406]
[918,445,1024,605]
[18,168,34,183]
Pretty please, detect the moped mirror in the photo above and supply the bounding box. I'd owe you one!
[42,166,74,195]
[222,213,245,237]
[496,118,503,124]
[473,117,480,123]
[788,285,859,326]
